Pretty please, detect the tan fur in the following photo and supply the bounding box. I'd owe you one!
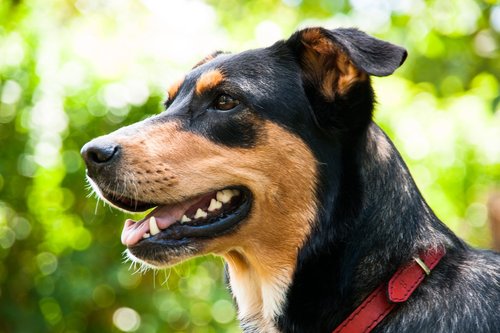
[167,78,184,101]
[109,120,318,329]
[300,28,367,99]
[336,53,368,94]
[195,69,224,95]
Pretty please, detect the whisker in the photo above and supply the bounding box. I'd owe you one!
[161,268,172,288]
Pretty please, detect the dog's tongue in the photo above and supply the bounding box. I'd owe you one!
[121,196,202,246]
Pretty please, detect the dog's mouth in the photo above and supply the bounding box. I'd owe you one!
[114,187,251,247]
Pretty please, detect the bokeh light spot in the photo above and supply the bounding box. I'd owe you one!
[191,302,212,326]
[211,299,236,324]
[11,217,32,240]
[117,265,142,289]
[255,20,283,46]
[92,284,116,308]
[36,252,58,275]
[39,297,63,325]
[0,226,16,249]
[1,80,22,104]
[113,307,141,332]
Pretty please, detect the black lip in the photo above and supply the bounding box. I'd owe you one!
[130,187,252,248]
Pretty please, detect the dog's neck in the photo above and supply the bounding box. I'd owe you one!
[274,122,460,332]
[223,123,460,332]
[223,193,315,333]
[224,122,461,333]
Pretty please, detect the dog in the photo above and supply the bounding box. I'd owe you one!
[81,27,500,333]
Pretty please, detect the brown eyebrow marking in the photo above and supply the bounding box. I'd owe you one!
[167,77,185,101]
[195,69,224,95]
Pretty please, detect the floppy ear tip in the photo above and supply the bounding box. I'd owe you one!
[399,48,408,67]
[285,26,408,76]
[387,45,407,75]
[369,44,408,76]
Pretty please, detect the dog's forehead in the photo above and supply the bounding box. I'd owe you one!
[185,46,293,91]
[163,44,312,138]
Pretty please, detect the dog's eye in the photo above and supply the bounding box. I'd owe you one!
[214,94,239,111]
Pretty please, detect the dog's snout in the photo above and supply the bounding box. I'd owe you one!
[81,140,120,169]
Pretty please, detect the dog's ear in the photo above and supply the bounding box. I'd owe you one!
[286,27,407,100]
[285,27,407,131]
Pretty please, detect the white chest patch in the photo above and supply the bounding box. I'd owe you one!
[228,264,290,333]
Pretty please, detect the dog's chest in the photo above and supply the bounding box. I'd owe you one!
[229,268,289,332]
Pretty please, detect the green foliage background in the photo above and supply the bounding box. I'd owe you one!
[0,0,499,332]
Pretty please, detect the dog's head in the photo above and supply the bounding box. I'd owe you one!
[81,27,406,271]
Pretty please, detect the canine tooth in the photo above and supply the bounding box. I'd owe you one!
[216,189,233,203]
[208,198,223,212]
[149,216,160,235]
[142,233,150,239]
[194,208,208,219]
[180,215,191,223]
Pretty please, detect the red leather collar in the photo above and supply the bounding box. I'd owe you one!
[332,247,446,333]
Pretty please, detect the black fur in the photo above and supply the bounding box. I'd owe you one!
[274,29,500,333]
[83,27,500,333]
[165,28,500,332]
[326,28,407,77]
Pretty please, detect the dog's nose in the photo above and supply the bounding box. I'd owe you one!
[81,140,120,169]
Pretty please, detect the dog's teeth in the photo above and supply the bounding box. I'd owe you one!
[216,189,233,203]
[180,215,191,223]
[142,232,150,239]
[194,208,208,219]
[208,198,223,212]
[149,216,160,235]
